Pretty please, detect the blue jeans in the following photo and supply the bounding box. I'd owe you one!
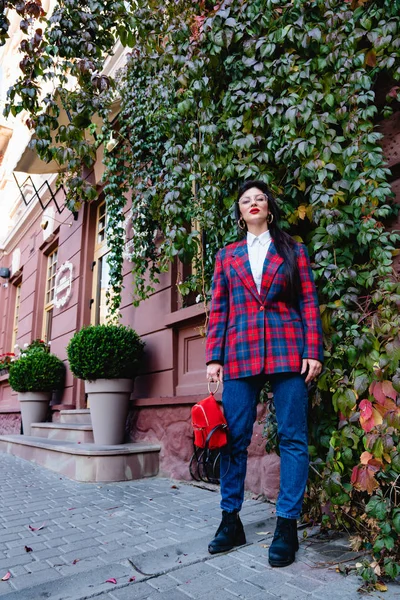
[220,373,309,519]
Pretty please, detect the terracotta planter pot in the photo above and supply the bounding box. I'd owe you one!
[85,378,133,445]
[18,391,52,436]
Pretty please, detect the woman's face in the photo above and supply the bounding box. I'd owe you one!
[238,187,270,227]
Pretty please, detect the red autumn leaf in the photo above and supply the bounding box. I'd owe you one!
[351,464,379,494]
[360,451,374,465]
[24,546,33,553]
[374,397,398,418]
[351,453,382,494]
[28,523,45,532]
[369,381,386,404]
[369,380,397,405]
[360,399,372,420]
[105,578,117,584]
[381,380,397,401]
[72,559,79,565]
[1,572,11,581]
[388,86,400,98]
[359,400,382,432]
[129,577,136,582]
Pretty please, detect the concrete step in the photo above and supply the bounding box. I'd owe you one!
[56,409,91,425]
[30,422,94,443]
[0,435,161,483]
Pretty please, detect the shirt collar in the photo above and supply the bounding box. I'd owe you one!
[247,230,272,247]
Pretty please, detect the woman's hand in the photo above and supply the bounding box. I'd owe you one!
[206,362,224,383]
[301,358,322,384]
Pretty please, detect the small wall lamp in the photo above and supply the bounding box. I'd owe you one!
[40,217,73,230]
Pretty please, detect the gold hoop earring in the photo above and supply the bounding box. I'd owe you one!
[267,213,274,224]
[238,217,246,230]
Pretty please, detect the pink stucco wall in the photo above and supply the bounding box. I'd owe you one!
[0,413,21,435]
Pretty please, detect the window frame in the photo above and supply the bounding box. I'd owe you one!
[10,282,22,352]
[91,200,111,326]
[42,247,58,343]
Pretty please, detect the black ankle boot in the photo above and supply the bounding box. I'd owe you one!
[208,510,246,554]
[268,517,299,567]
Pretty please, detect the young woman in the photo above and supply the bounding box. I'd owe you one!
[205,180,323,567]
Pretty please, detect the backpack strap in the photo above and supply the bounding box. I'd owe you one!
[204,423,228,449]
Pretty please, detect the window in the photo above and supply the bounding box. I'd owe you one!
[91,201,111,325]
[11,283,21,351]
[42,248,58,342]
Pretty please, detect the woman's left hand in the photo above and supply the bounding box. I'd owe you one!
[301,358,322,384]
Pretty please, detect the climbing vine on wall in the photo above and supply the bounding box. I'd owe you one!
[4,0,400,585]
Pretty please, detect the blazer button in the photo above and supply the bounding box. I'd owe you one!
[259,306,265,311]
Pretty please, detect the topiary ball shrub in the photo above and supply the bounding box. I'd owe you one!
[9,351,66,393]
[67,324,145,381]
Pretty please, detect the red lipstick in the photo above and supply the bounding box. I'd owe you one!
[249,208,260,214]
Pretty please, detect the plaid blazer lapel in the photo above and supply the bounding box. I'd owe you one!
[231,239,260,303]
[260,242,284,303]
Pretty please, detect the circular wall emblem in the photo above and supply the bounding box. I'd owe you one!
[54,262,73,309]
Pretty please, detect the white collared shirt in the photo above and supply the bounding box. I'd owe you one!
[247,230,272,294]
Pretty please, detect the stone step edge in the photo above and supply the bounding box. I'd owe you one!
[31,423,93,431]
[0,435,161,457]
[31,422,93,437]
[58,409,90,414]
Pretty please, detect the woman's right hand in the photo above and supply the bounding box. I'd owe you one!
[206,362,224,383]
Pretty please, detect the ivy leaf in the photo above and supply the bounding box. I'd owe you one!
[354,374,369,395]
[366,496,389,520]
[351,462,380,494]
[333,389,357,416]
[359,400,383,433]
[365,49,377,67]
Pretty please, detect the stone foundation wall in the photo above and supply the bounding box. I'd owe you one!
[127,403,280,501]
[0,413,21,435]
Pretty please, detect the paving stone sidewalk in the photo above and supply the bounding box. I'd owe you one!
[0,454,399,600]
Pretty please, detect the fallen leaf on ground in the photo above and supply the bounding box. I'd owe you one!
[129,577,136,582]
[171,485,178,489]
[24,546,32,553]
[28,523,45,532]
[72,559,79,565]
[260,544,269,548]
[1,573,11,581]
[106,578,117,584]
[256,531,271,535]
[375,582,388,592]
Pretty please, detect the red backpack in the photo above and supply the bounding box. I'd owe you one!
[191,390,228,450]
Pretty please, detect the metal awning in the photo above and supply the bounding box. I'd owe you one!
[14,98,121,174]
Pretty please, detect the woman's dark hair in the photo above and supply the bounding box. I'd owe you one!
[235,180,300,305]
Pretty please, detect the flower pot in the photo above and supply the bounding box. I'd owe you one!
[18,391,52,436]
[85,378,133,445]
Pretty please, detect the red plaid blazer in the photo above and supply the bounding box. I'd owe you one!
[205,239,324,380]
